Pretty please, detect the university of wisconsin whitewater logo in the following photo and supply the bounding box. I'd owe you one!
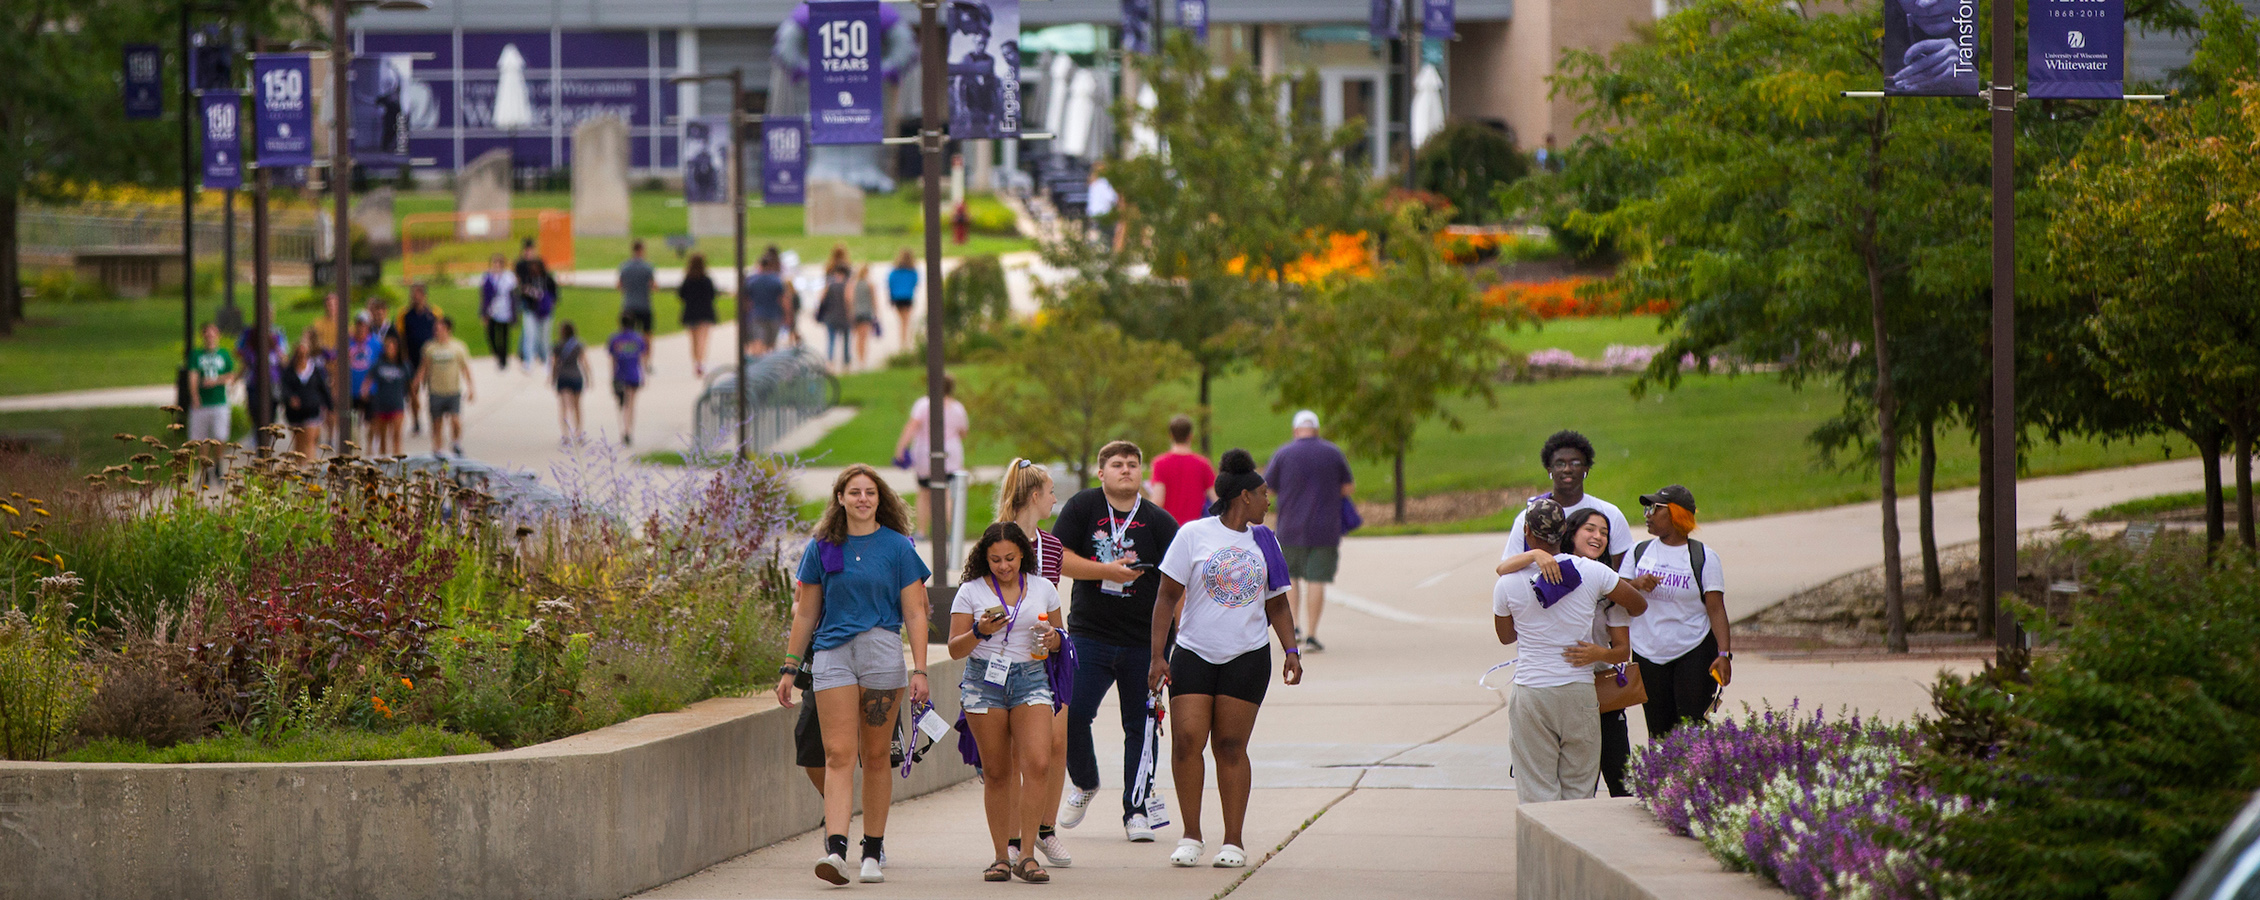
[1202,546,1266,609]
[2067,31,2086,49]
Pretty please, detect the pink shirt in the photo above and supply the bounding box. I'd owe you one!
[1150,450,1215,524]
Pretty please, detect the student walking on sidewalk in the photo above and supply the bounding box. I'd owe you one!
[948,523,1066,884]
[1148,415,1215,526]
[551,321,587,444]
[992,459,1076,869]
[479,254,518,370]
[1622,484,1732,741]
[1500,430,1635,560]
[1149,449,1301,870]
[1264,411,1353,652]
[414,317,475,457]
[362,333,410,458]
[617,239,657,334]
[777,465,933,886]
[678,253,720,374]
[1494,501,1646,802]
[606,314,649,447]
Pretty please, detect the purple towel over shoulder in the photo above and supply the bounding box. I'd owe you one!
[1531,554,1583,608]
[1250,525,1292,592]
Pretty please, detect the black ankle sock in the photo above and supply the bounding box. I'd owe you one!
[826,834,848,858]
[861,835,885,860]
[1039,825,1056,839]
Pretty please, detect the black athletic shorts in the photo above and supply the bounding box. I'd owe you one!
[1168,646,1271,706]
[794,691,824,769]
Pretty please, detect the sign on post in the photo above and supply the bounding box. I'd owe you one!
[808,0,886,145]
[682,115,733,204]
[948,0,1021,139]
[763,116,808,205]
[1179,0,1208,40]
[201,90,244,191]
[253,55,316,167]
[351,55,414,166]
[2029,0,2124,98]
[1424,0,1456,41]
[124,45,163,120]
[1882,0,1980,96]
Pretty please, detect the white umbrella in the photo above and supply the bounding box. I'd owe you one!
[1410,63,1445,151]
[492,45,536,130]
[1129,83,1160,157]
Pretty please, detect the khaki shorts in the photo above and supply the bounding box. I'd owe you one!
[1283,544,1339,583]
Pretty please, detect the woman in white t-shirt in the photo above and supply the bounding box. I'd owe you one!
[894,372,970,487]
[1617,484,1731,741]
[1146,449,1301,869]
[1500,508,1638,796]
[948,523,1065,884]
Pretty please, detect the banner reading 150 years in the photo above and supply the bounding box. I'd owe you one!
[808,0,886,145]
[1882,0,1980,96]
[2029,0,2124,98]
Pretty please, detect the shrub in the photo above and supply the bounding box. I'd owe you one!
[26,269,116,304]
[1913,535,2260,900]
[0,573,99,760]
[1413,121,1529,224]
[76,644,214,749]
[943,254,1011,336]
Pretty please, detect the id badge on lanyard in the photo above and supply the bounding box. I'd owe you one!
[1101,499,1140,596]
[984,574,1025,685]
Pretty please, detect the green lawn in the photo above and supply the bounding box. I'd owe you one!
[793,331,2187,526]
[0,407,180,471]
[1502,315,1675,359]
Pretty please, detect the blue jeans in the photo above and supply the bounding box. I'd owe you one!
[1066,635,1153,822]
[825,324,851,365]
[519,312,552,363]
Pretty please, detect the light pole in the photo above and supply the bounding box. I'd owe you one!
[670,69,752,461]
[918,0,950,584]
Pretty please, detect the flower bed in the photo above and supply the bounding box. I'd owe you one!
[1484,277,1673,319]
[0,436,798,762]
[1629,704,1968,900]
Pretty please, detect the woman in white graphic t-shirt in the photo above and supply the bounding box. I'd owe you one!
[1146,449,1300,870]
[1617,484,1730,741]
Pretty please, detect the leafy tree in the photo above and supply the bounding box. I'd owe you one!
[1050,33,1374,454]
[2,1,309,333]
[1412,121,1528,224]
[1261,204,1513,522]
[966,316,1194,489]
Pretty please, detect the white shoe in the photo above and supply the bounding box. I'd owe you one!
[815,853,850,885]
[1061,786,1099,829]
[1036,832,1072,867]
[1169,838,1202,867]
[859,856,885,883]
[1126,813,1156,843]
[1211,844,1247,868]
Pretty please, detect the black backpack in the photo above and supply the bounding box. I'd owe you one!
[1630,538,1710,596]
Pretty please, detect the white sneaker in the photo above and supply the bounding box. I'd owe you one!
[815,853,850,885]
[1036,832,1072,867]
[1126,813,1156,843]
[1169,837,1202,867]
[859,856,885,883]
[1061,786,1099,828]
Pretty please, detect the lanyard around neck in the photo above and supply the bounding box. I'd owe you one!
[1107,497,1140,550]
[986,573,1029,642]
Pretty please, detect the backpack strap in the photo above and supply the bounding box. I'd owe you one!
[1631,539,1653,570]
[1688,539,1708,597]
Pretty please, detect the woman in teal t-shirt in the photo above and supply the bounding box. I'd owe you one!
[778,463,933,886]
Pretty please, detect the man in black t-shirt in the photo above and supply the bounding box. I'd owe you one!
[1051,440,1179,841]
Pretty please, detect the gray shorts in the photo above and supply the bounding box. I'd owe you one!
[429,392,463,419]
[809,627,909,693]
[188,405,231,443]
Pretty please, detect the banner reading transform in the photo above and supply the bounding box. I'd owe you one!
[1882,0,1979,96]
[2029,0,2124,99]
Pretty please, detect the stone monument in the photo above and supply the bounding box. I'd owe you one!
[571,116,631,237]
[805,179,866,237]
[456,148,512,239]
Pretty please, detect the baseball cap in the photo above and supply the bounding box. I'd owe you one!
[1639,484,1698,512]
[1525,498,1569,546]
[1292,410,1320,430]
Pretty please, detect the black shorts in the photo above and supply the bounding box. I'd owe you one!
[1169,646,1271,705]
[794,692,825,768]
[625,309,654,334]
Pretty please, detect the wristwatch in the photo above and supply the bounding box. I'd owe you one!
[1717,652,1734,661]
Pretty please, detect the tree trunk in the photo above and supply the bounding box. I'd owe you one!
[2197,426,2226,557]
[2237,427,2255,552]
[1918,417,1941,600]
[1976,380,1995,640]
[1197,364,1212,457]
[1393,440,1406,524]
[1866,254,1907,654]
[0,188,18,335]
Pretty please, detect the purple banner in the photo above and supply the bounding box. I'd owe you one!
[1178,0,1208,41]
[356,31,674,171]
[1882,0,1980,96]
[763,116,808,206]
[683,115,732,204]
[201,90,243,191]
[252,55,315,167]
[124,45,163,120]
[1370,0,1396,42]
[1423,0,1455,41]
[351,55,413,166]
[949,0,1021,139]
[1122,0,1155,52]
[2029,0,2123,99]
[809,0,886,145]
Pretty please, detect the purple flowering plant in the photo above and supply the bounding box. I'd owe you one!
[1630,702,1970,900]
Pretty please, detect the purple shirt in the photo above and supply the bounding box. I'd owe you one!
[1264,436,1353,548]
[607,331,648,386]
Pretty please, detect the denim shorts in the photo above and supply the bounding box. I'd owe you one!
[959,658,1053,713]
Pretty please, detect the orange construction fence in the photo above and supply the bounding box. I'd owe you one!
[399,209,574,281]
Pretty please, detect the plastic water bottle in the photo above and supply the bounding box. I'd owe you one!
[1031,612,1050,661]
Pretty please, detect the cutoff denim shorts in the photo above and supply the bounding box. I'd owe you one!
[959,658,1053,713]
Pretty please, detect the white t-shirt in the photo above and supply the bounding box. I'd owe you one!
[907,396,970,475]
[1590,599,1631,673]
[1499,494,1634,560]
[952,575,1064,664]
[1619,540,1725,664]
[1087,177,1119,217]
[1491,555,1622,688]
[1159,518,1289,665]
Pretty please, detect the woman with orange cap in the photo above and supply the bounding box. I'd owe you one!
[1618,484,1731,741]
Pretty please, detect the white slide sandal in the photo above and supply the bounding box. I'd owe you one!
[1169,838,1203,867]
[1212,844,1248,868]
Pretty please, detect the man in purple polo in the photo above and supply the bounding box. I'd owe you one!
[1265,410,1354,652]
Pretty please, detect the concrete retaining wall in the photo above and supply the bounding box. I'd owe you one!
[1516,797,1788,900]
[0,658,977,900]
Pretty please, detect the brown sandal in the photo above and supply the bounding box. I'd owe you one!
[984,859,1012,882]
[1013,857,1050,884]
